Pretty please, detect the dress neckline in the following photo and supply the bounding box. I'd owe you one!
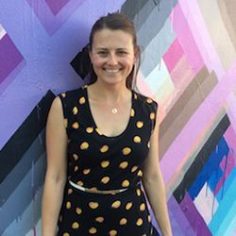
[83,86,134,140]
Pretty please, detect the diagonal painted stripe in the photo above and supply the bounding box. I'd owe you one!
[121,0,148,21]
[160,68,217,157]
[168,195,195,235]
[179,193,212,235]
[209,168,236,235]
[0,34,23,84]
[0,153,45,234]
[137,1,177,52]
[3,187,43,236]
[45,0,71,15]
[0,90,55,184]
[218,0,236,51]
[0,24,6,39]
[0,131,45,207]
[161,62,236,186]
[163,38,184,73]
[198,0,236,69]
[173,115,230,203]
[172,4,204,75]
[188,137,229,200]
[193,183,219,225]
[178,0,224,78]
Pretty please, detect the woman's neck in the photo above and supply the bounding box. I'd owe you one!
[88,81,131,104]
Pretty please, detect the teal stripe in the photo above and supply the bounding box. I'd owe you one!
[208,168,236,235]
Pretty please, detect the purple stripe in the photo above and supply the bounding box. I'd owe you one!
[180,193,212,235]
[168,196,195,235]
[45,0,71,15]
[0,35,23,84]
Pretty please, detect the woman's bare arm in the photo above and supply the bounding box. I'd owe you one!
[42,97,67,236]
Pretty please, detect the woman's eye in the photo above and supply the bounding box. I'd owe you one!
[98,51,107,56]
[117,51,127,55]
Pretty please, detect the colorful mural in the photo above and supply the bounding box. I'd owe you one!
[0,0,236,235]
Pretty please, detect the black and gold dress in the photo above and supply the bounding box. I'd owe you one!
[57,86,160,236]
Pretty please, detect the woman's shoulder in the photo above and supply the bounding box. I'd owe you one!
[133,90,158,109]
[58,86,86,100]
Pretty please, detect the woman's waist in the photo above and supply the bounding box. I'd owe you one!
[68,178,142,195]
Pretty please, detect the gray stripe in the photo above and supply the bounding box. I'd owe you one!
[0,153,46,234]
[0,131,45,207]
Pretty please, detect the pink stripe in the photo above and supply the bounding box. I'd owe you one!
[178,0,224,78]
[172,4,204,75]
[224,126,236,151]
[161,62,236,184]
[169,54,195,86]
[163,39,184,73]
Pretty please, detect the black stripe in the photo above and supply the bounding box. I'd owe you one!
[173,114,230,203]
[0,90,55,184]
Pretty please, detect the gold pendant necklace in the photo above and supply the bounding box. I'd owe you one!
[111,108,118,114]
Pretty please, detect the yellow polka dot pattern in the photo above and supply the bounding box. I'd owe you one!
[133,136,141,143]
[72,222,79,229]
[80,142,89,150]
[79,97,86,104]
[136,218,143,226]
[101,160,110,168]
[136,121,144,128]
[150,112,155,120]
[72,106,78,115]
[83,169,90,175]
[125,202,133,210]
[119,161,128,169]
[109,230,117,236]
[122,147,131,155]
[72,153,78,160]
[95,216,104,223]
[66,201,71,209]
[120,218,127,225]
[100,145,109,153]
[121,180,130,187]
[86,127,94,133]
[89,202,99,209]
[111,200,121,208]
[58,89,158,235]
[101,176,110,184]
[76,207,82,215]
[89,227,97,234]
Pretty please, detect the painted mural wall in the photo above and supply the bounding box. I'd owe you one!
[0,0,236,235]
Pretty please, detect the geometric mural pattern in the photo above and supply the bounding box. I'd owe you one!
[0,0,236,235]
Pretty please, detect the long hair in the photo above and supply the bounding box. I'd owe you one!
[87,13,140,90]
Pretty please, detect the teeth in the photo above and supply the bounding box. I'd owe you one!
[105,69,119,73]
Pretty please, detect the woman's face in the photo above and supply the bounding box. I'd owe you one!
[89,29,137,87]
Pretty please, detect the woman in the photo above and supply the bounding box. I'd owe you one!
[42,13,172,236]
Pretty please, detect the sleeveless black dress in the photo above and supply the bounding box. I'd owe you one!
[57,86,160,236]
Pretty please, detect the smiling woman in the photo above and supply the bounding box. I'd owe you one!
[42,13,172,236]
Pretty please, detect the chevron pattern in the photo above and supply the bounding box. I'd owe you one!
[0,0,236,235]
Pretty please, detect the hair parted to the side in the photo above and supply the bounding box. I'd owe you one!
[87,12,140,90]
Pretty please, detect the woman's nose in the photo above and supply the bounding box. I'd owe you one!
[107,53,118,65]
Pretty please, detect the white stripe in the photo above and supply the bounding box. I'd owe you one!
[0,24,6,40]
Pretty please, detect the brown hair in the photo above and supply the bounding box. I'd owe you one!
[88,12,140,89]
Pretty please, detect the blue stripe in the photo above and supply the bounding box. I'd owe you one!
[207,166,223,192]
[188,137,229,200]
